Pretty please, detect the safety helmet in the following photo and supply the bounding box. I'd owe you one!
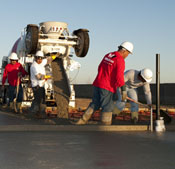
[120,41,134,54]
[9,52,18,60]
[35,51,44,57]
[140,68,153,83]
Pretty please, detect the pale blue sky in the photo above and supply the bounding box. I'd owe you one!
[0,0,175,84]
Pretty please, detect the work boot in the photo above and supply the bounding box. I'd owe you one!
[76,107,94,125]
[101,112,112,125]
[131,112,138,124]
[8,102,14,111]
[16,102,23,114]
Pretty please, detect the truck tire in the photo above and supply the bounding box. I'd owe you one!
[73,29,90,57]
[25,24,39,54]
[51,58,71,118]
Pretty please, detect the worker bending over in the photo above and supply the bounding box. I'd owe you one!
[2,52,28,113]
[76,41,134,125]
[114,68,153,124]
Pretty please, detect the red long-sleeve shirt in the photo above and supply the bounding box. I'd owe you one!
[2,62,28,86]
[93,51,125,93]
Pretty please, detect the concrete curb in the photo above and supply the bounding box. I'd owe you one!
[0,125,150,132]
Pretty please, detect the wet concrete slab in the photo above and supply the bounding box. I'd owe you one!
[0,131,175,169]
[0,110,175,169]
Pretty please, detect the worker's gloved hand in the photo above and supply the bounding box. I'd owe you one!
[36,73,45,80]
[121,91,127,102]
[44,75,52,79]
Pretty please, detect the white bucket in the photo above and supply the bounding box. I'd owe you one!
[155,117,166,132]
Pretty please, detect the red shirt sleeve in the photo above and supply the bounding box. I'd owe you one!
[19,64,28,76]
[114,58,125,87]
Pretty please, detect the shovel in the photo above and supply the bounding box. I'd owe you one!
[13,75,20,113]
[126,96,172,124]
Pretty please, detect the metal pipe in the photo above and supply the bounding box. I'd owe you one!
[156,54,160,120]
[150,106,153,132]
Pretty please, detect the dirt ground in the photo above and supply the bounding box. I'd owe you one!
[75,98,175,111]
[0,98,174,126]
[75,98,175,119]
[75,98,91,109]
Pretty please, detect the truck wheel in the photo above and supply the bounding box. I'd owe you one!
[73,29,90,57]
[51,58,71,118]
[25,24,39,54]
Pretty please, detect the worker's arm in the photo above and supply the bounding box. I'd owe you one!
[19,65,28,77]
[35,73,51,80]
[120,71,132,102]
[114,58,125,88]
[114,58,126,101]
[143,83,152,105]
[120,70,135,101]
[35,73,45,80]
[121,85,127,101]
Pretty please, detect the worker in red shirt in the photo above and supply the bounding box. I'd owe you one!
[2,52,28,113]
[76,41,134,125]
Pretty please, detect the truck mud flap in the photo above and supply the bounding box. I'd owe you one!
[51,58,71,118]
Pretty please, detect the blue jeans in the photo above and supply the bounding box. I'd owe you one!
[8,85,23,103]
[31,86,45,113]
[116,87,139,112]
[89,86,114,112]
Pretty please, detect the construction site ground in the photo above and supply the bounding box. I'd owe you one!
[1,99,175,169]
[0,98,175,132]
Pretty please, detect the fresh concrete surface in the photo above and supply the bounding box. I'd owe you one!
[0,131,175,169]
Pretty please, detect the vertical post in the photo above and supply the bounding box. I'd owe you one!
[156,54,160,120]
[150,106,153,132]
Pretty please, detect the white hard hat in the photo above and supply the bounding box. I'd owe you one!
[9,52,18,60]
[120,41,134,54]
[35,51,44,57]
[140,68,153,83]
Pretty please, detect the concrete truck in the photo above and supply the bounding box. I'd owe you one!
[0,21,90,118]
